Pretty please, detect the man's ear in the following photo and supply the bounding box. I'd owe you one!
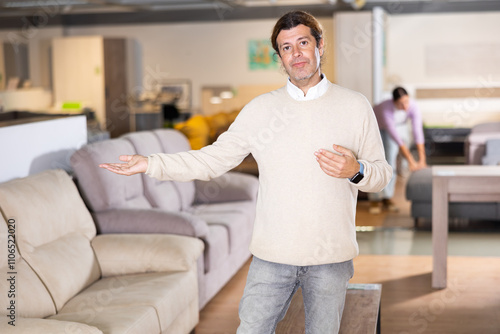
[318,38,325,56]
[274,52,282,64]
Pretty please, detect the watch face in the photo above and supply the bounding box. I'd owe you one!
[351,172,364,184]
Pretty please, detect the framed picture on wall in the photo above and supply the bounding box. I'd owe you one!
[248,39,279,71]
[157,79,192,112]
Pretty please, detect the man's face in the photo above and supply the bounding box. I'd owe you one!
[276,24,324,87]
[394,95,410,111]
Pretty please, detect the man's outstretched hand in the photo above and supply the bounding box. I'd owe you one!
[99,155,148,176]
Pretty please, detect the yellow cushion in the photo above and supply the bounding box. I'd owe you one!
[227,109,240,124]
[205,112,230,141]
[174,115,210,150]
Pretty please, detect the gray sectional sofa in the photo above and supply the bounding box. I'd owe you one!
[70,128,259,309]
[407,122,500,224]
[406,167,500,224]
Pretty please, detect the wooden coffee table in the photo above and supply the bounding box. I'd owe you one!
[432,165,500,289]
[276,283,382,334]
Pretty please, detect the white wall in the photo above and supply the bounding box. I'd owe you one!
[64,18,334,113]
[0,115,87,183]
[386,11,500,88]
[385,11,500,126]
[334,11,374,103]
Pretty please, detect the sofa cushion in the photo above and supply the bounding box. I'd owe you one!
[174,114,211,150]
[51,305,160,334]
[0,318,103,333]
[91,234,204,277]
[406,167,500,220]
[405,167,432,202]
[196,211,252,254]
[410,199,499,219]
[0,216,56,319]
[153,129,196,209]
[482,139,500,165]
[92,208,210,238]
[203,225,230,273]
[194,172,259,204]
[205,112,231,142]
[466,132,500,165]
[163,299,199,334]
[54,271,197,332]
[71,138,152,212]
[190,201,257,228]
[123,131,183,211]
[191,200,257,215]
[466,122,500,164]
[0,170,101,311]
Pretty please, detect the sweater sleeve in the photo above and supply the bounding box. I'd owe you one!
[146,117,251,182]
[354,98,393,193]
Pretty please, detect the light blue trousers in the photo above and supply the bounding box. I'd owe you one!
[369,127,409,201]
[236,256,354,334]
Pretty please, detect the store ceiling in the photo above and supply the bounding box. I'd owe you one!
[1,0,499,14]
[0,0,499,28]
[0,1,341,14]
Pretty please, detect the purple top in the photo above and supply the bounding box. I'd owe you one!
[373,99,425,146]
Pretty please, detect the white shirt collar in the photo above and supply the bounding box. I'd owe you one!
[286,74,329,101]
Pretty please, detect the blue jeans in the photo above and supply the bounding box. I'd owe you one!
[236,256,354,334]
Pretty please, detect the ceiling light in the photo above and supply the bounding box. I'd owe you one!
[210,96,223,104]
[220,91,234,99]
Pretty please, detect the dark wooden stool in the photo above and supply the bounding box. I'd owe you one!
[276,283,382,334]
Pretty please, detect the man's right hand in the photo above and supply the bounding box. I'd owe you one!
[99,155,148,176]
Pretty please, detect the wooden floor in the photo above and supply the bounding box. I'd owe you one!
[196,175,500,333]
[355,174,414,229]
[196,256,500,334]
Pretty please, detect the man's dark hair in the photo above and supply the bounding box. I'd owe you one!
[271,10,323,56]
[392,87,408,101]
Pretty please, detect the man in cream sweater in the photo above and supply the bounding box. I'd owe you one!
[101,10,391,334]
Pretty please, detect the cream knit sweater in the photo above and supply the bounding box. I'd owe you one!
[147,82,392,266]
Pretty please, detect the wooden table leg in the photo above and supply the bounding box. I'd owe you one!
[432,176,448,289]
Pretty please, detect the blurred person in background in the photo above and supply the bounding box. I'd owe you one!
[369,86,427,214]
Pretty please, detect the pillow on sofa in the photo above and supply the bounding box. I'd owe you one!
[0,170,101,311]
[226,109,240,124]
[174,115,211,150]
[0,216,57,319]
[205,112,230,142]
[174,110,242,150]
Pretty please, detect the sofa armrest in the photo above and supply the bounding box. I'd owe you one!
[194,171,259,204]
[92,234,204,277]
[0,317,103,333]
[92,208,209,238]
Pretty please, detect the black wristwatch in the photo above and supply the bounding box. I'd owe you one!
[349,162,364,184]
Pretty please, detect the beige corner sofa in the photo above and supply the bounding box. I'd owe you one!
[0,170,204,334]
[70,128,259,309]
